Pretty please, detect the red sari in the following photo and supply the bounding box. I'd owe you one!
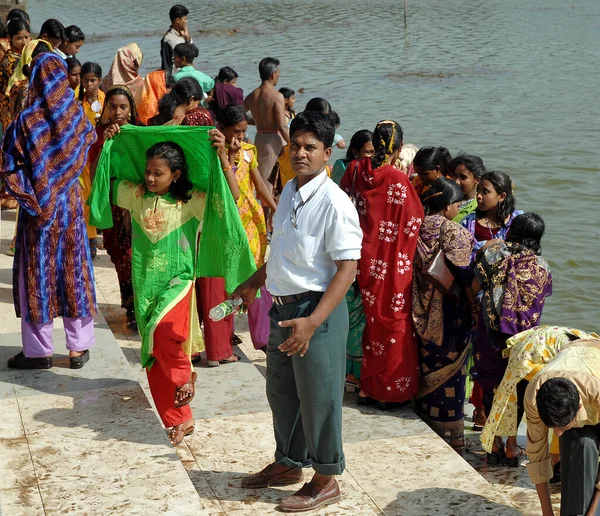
[341,158,424,402]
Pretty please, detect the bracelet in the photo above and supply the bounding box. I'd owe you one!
[223,164,232,173]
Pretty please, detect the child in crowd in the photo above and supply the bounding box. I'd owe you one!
[472,213,552,466]
[161,4,191,73]
[461,171,523,260]
[217,104,278,354]
[210,66,243,118]
[111,142,205,445]
[56,25,84,58]
[38,18,65,50]
[279,87,295,125]
[332,111,345,149]
[449,154,485,223]
[78,62,104,125]
[412,146,452,196]
[173,42,214,98]
[66,57,81,90]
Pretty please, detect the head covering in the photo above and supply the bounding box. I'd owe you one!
[6,39,53,94]
[0,52,95,221]
[181,107,214,127]
[137,70,167,125]
[99,84,138,126]
[100,43,144,105]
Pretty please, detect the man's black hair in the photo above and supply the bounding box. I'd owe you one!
[169,4,189,22]
[289,111,335,149]
[536,377,580,428]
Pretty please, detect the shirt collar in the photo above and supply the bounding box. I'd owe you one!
[143,189,177,204]
[294,169,328,203]
[179,65,194,71]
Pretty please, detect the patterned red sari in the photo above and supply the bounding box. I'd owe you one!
[341,158,424,402]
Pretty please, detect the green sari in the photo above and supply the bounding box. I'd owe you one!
[89,125,256,367]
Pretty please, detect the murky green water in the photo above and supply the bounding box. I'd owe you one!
[29,0,600,329]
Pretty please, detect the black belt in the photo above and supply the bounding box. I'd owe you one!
[272,291,319,306]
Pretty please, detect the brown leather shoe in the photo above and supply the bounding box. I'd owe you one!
[241,463,303,489]
[278,479,341,512]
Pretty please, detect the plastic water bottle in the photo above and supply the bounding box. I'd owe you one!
[209,298,243,322]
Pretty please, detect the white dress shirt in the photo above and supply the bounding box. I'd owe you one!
[266,170,362,296]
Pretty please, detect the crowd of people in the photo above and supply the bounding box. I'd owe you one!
[0,4,598,515]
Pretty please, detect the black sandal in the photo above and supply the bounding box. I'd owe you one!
[487,448,506,466]
[8,352,52,370]
[505,446,525,467]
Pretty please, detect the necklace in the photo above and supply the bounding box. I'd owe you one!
[290,174,328,229]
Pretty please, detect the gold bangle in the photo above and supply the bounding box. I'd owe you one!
[223,164,232,173]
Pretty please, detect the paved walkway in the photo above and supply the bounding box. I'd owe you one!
[0,209,536,515]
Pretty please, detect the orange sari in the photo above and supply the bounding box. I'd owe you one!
[137,70,167,125]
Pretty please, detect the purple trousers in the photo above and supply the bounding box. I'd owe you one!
[248,286,272,349]
[18,253,95,358]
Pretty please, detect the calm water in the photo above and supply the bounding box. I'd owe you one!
[28,0,600,329]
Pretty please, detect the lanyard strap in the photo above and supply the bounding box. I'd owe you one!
[290,174,328,229]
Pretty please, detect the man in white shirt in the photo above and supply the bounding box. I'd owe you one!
[233,111,362,512]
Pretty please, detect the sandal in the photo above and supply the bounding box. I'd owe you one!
[505,445,525,467]
[174,371,197,408]
[207,354,241,367]
[487,447,506,466]
[231,334,243,346]
[168,422,195,446]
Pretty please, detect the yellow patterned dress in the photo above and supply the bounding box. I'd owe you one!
[233,142,267,268]
[481,326,600,453]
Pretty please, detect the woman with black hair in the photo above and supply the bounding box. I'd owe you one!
[461,171,523,262]
[331,129,374,185]
[148,76,203,126]
[210,66,244,118]
[0,18,30,132]
[473,212,553,466]
[449,154,486,223]
[89,86,140,324]
[412,146,452,196]
[412,178,475,452]
[340,120,424,408]
[78,62,104,124]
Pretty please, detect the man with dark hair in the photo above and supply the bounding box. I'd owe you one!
[244,57,289,190]
[56,25,84,59]
[232,111,362,512]
[38,19,66,50]
[161,4,192,73]
[525,339,600,516]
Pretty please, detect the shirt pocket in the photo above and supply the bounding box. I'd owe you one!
[282,230,319,267]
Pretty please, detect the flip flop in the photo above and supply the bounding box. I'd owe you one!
[505,446,526,467]
[207,354,241,367]
[174,371,197,408]
[168,422,195,446]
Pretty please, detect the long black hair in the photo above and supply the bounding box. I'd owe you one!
[477,171,516,227]
[22,41,52,78]
[506,213,545,255]
[413,146,452,177]
[152,76,202,125]
[216,66,238,83]
[371,120,403,169]
[146,142,193,202]
[100,86,139,126]
[6,18,29,40]
[78,62,102,101]
[421,177,464,215]
[346,129,373,162]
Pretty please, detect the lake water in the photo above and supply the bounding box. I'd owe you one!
[28,0,600,329]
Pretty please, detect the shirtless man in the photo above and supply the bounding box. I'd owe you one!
[244,57,290,186]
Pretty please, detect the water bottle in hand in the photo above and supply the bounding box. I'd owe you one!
[209,298,243,322]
